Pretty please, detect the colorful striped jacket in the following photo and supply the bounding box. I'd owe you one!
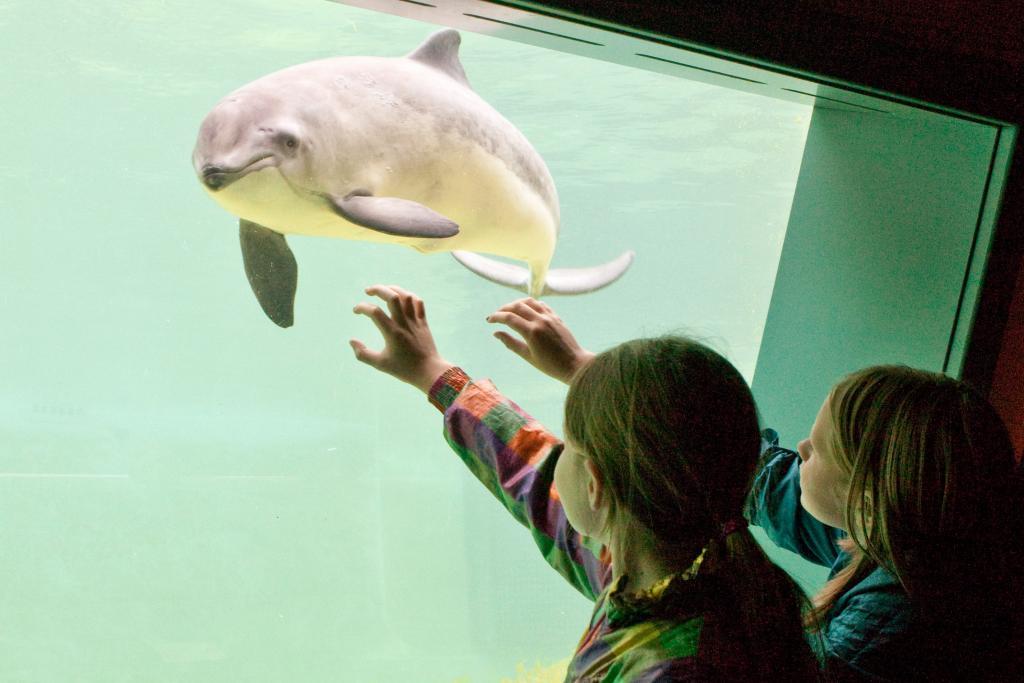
[429,369,705,682]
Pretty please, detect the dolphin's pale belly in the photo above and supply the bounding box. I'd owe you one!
[213,146,557,265]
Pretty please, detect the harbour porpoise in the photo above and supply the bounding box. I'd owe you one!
[193,29,634,327]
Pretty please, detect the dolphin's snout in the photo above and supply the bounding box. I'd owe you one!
[201,165,228,191]
[198,155,276,191]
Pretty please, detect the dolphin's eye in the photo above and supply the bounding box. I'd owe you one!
[275,131,299,150]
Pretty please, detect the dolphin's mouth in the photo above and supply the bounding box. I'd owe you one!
[200,154,275,191]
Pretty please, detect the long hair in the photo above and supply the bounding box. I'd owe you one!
[807,365,1023,677]
[564,337,818,680]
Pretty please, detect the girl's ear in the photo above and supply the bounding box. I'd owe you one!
[584,458,605,511]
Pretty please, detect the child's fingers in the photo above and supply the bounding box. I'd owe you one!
[352,301,396,337]
[364,284,396,300]
[349,339,383,367]
[494,298,541,321]
[387,285,421,319]
[365,285,407,325]
[486,310,532,337]
[493,331,530,360]
[522,298,555,316]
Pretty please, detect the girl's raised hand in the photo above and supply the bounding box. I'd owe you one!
[350,285,455,393]
[486,298,595,384]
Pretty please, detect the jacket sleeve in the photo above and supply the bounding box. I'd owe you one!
[745,429,844,568]
[429,369,611,601]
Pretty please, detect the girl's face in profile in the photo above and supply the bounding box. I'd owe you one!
[796,397,850,530]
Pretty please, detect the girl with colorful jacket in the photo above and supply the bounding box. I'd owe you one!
[349,285,819,681]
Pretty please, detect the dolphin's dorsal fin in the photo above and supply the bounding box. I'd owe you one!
[406,29,470,88]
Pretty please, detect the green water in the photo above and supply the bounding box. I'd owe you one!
[0,1,810,680]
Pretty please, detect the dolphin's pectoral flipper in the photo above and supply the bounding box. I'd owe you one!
[451,251,531,292]
[239,220,298,328]
[452,250,636,297]
[329,192,459,239]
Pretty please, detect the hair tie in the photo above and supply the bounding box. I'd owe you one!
[719,518,748,539]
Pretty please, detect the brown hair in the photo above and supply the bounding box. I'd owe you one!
[564,336,819,680]
[807,365,1023,676]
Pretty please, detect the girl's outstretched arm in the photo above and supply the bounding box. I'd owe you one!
[349,285,610,600]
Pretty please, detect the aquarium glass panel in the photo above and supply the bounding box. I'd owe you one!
[0,1,812,680]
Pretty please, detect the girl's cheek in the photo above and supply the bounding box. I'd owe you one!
[833,481,851,512]
[797,460,814,485]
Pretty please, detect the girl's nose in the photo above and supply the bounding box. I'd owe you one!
[796,439,811,462]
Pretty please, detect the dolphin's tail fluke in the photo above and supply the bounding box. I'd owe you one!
[541,250,635,294]
[451,250,635,297]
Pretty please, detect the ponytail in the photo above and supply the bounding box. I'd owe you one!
[698,523,821,681]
